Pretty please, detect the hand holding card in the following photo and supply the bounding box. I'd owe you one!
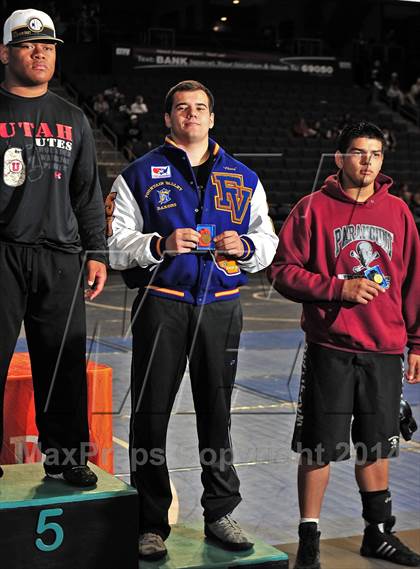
[196,224,216,250]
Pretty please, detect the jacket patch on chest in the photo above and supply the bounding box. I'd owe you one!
[156,187,177,211]
[151,165,171,179]
[213,252,241,276]
[145,180,183,211]
[211,172,252,224]
[157,188,171,205]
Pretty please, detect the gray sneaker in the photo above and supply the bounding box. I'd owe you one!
[205,514,254,551]
[138,533,167,561]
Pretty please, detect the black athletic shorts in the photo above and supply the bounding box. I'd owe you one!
[292,343,403,463]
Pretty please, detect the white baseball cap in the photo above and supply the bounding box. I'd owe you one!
[3,9,63,46]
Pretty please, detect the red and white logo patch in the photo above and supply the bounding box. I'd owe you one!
[10,160,23,173]
[151,165,171,179]
[3,148,26,188]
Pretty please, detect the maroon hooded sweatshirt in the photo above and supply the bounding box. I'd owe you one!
[268,173,420,355]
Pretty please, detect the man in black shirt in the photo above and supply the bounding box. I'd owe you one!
[0,9,107,486]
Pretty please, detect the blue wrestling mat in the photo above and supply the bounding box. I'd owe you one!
[13,331,420,405]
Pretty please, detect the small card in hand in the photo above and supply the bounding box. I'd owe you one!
[364,264,389,289]
[196,224,215,250]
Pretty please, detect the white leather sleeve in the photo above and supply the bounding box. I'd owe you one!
[238,179,279,273]
[107,175,163,270]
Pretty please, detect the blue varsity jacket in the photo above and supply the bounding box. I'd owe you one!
[107,137,278,305]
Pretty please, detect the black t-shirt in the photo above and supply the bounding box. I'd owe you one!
[0,87,106,262]
[192,154,213,205]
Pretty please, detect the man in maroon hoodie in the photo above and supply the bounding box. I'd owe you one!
[268,122,420,569]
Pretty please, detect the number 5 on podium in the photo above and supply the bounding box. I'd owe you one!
[35,508,64,552]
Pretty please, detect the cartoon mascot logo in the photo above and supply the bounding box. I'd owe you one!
[350,241,380,273]
[157,188,171,206]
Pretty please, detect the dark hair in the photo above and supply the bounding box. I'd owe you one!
[336,121,386,153]
[164,80,215,114]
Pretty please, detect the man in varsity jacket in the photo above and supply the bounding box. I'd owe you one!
[268,122,420,568]
[0,9,107,487]
[107,80,278,560]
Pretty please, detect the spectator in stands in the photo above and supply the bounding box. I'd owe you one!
[88,1,101,21]
[395,182,413,207]
[382,128,397,152]
[78,3,98,43]
[386,72,404,111]
[132,139,152,159]
[367,60,384,103]
[104,83,124,109]
[103,105,129,148]
[353,31,370,86]
[293,117,317,138]
[406,77,420,107]
[124,139,153,161]
[93,93,109,123]
[318,115,339,140]
[125,114,142,144]
[116,94,129,115]
[338,112,353,130]
[370,60,384,86]
[402,186,413,207]
[107,95,131,142]
[312,121,323,138]
[46,2,66,38]
[130,95,148,117]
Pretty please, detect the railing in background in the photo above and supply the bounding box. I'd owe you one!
[81,102,98,129]
[122,145,136,162]
[102,124,118,148]
[400,103,420,128]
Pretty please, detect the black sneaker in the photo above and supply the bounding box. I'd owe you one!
[294,522,321,569]
[361,517,420,566]
[44,465,98,488]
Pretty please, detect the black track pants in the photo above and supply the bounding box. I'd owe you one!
[130,294,243,539]
[0,243,89,466]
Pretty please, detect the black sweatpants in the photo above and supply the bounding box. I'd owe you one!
[130,294,242,539]
[0,242,90,467]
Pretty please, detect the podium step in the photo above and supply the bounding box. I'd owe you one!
[140,525,288,568]
[0,462,138,569]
